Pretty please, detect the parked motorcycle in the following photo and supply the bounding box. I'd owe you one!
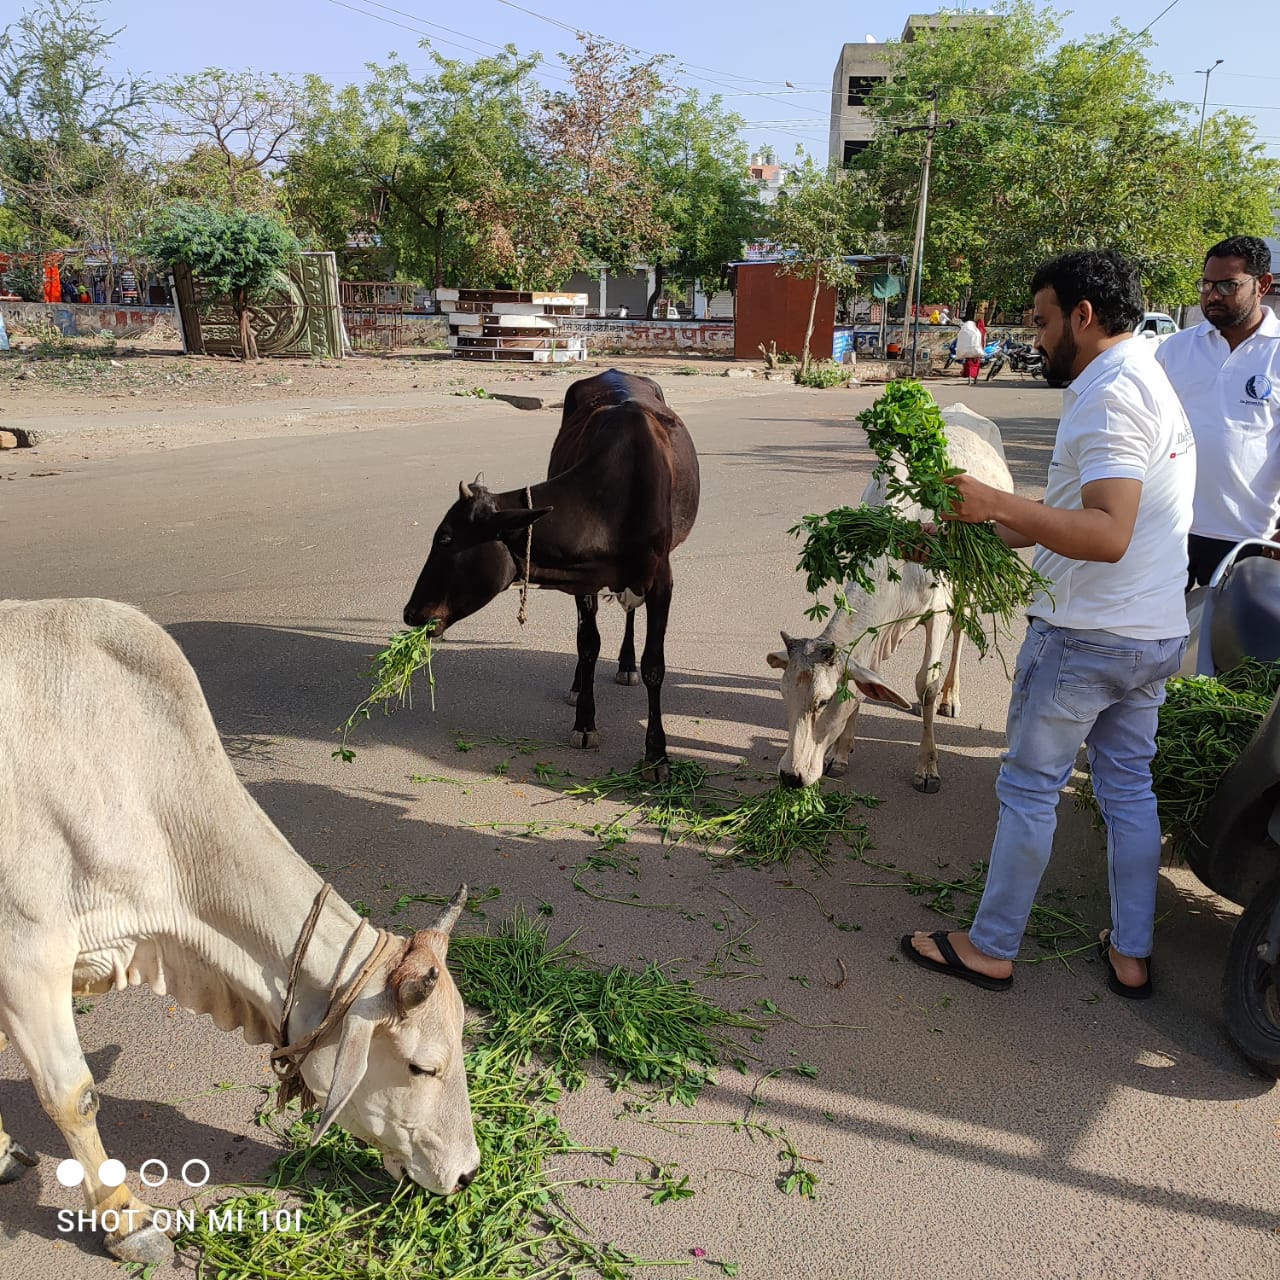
[942,337,1000,372]
[985,338,1044,381]
[1182,539,1280,1074]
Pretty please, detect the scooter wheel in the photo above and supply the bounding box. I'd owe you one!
[1222,877,1280,1077]
[984,357,1003,381]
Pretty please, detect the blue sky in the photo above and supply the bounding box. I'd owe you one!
[95,0,1280,160]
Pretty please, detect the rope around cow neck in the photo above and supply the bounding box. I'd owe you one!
[517,484,532,627]
[271,882,404,1111]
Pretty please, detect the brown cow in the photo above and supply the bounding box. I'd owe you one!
[404,369,700,779]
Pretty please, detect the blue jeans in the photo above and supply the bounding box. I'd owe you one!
[968,617,1187,962]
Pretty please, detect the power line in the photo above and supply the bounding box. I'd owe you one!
[484,0,828,115]
[318,0,574,87]
[319,0,828,150]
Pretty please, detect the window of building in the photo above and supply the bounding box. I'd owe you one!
[842,139,870,166]
[847,75,881,106]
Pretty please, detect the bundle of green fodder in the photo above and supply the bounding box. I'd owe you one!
[1078,658,1280,861]
[335,624,438,761]
[790,380,1050,655]
[181,914,761,1278]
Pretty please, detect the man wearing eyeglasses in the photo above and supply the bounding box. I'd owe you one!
[1156,235,1280,586]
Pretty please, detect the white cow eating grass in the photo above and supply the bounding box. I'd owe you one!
[0,598,480,1266]
[769,406,1014,793]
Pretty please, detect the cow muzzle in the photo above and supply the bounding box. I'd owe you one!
[403,604,446,632]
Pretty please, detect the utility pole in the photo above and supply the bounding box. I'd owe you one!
[1197,59,1223,153]
[897,91,954,378]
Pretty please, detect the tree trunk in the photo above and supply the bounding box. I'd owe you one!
[645,263,666,320]
[236,288,258,362]
[800,267,822,378]
[433,210,445,290]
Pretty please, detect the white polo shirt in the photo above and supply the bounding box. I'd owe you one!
[1027,339,1195,639]
[1155,306,1280,542]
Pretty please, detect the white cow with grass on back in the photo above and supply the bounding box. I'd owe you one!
[769,406,1014,794]
[0,597,480,1267]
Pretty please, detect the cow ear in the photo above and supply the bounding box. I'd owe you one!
[486,506,553,534]
[766,650,789,670]
[391,934,444,1016]
[311,1010,376,1145]
[845,659,913,710]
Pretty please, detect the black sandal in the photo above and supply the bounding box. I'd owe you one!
[1098,933,1153,1000]
[899,931,1013,991]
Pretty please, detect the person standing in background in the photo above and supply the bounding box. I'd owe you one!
[955,308,985,385]
[1156,235,1280,586]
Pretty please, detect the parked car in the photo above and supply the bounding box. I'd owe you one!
[1135,311,1179,346]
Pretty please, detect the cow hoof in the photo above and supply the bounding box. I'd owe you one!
[106,1222,175,1265]
[570,730,600,750]
[565,690,579,706]
[913,774,942,794]
[0,1140,37,1183]
[823,759,848,779]
[615,670,640,686]
[938,702,960,719]
[641,759,670,784]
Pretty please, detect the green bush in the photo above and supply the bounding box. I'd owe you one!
[794,361,851,389]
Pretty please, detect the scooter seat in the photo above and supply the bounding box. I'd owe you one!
[1211,555,1280,672]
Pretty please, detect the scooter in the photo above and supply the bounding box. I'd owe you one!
[1181,538,1280,1074]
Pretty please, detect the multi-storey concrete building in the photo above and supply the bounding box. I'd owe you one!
[828,13,997,169]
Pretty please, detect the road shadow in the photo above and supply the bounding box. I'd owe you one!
[166,620,789,768]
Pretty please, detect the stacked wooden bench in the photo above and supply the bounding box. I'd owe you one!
[435,288,588,362]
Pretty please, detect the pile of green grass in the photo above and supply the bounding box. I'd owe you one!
[562,761,877,870]
[1078,658,1280,862]
[178,915,760,1279]
[334,624,439,762]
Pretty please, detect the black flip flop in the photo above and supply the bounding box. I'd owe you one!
[899,931,1013,991]
[1098,935,1153,1000]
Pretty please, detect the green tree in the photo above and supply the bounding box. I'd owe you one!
[857,1,1278,312]
[767,160,876,375]
[153,69,327,213]
[284,47,537,286]
[470,36,672,289]
[26,134,165,296]
[0,0,147,247]
[144,202,299,361]
[631,90,762,317]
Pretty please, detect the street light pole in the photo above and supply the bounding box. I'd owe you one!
[897,91,953,379]
[1197,59,1223,153]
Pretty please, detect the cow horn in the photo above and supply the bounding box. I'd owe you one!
[473,472,484,488]
[459,479,473,500]
[780,630,796,651]
[430,884,468,937]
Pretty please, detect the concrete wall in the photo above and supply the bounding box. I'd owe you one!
[0,299,177,339]
[558,317,734,354]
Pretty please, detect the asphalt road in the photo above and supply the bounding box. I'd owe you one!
[1,376,1275,1279]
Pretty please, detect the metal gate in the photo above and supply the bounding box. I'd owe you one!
[340,282,414,352]
[172,252,344,359]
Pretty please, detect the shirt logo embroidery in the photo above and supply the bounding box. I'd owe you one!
[1245,374,1273,401]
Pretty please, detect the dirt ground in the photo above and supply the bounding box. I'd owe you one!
[0,332,947,465]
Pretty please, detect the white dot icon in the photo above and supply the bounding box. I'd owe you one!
[98,1158,127,1187]
[55,1159,85,1187]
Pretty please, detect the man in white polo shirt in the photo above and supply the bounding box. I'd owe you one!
[1156,235,1280,586]
[902,249,1195,999]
